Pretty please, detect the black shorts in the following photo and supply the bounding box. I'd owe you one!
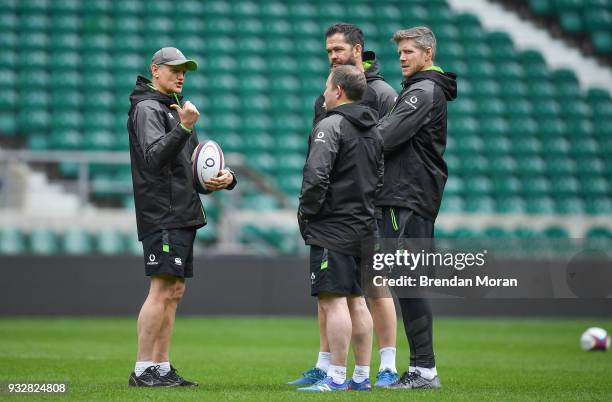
[310,246,363,297]
[378,207,434,239]
[142,228,196,278]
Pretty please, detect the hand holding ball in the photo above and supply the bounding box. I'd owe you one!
[192,140,228,194]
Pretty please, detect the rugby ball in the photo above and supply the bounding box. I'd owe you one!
[192,140,225,193]
[580,327,610,351]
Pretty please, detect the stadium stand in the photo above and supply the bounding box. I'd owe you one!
[0,0,610,255]
[497,0,612,63]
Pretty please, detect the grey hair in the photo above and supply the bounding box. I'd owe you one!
[393,26,437,60]
[330,65,367,101]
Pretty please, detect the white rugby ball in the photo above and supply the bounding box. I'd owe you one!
[192,140,224,193]
[580,327,610,351]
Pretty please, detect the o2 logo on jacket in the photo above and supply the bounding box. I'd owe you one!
[315,132,326,144]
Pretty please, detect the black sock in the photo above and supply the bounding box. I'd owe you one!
[398,297,435,369]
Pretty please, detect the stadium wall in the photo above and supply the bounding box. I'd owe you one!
[1,256,610,317]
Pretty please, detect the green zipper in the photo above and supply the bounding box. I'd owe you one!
[390,208,399,232]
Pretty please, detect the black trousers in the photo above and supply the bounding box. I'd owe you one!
[378,207,436,369]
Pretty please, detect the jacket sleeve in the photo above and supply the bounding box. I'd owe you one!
[298,119,340,219]
[378,85,398,119]
[376,87,433,155]
[133,102,192,171]
[376,138,385,199]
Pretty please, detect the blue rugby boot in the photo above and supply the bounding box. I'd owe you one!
[347,378,372,391]
[375,368,400,387]
[296,376,348,392]
[287,367,326,386]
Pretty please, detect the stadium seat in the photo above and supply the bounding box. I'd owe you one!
[96,231,126,255]
[62,228,93,255]
[0,227,26,254]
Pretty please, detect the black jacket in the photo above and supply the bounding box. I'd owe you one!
[127,76,230,240]
[362,51,398,118]
[312,52,397,126]
[299,103,384,256]
[376,69,458,221]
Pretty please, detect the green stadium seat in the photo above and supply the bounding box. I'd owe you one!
[18,110,49,131]
[522,176,551,195]
[477,98,504,116]
[289,3,317,19]
[233,1,260,17]
[20,13,49,30]
[529,81,557,98]
[464,196,495,213]
[575,158,604,176]
[493,176,521,194]
[479,117,508,136]
[495,196,526,213]
[585,199,612,215]
[580,177,609,195]
[462,176,492,195]
[555,197,585,214]
[525,196,556,214]
[262,2,289,18]
[488,156,516,175]
[583,8,612,32]
[20,32,49,50]
[592,31,612,53]
[569,137,598,155]
[198,0,228,16]
[143,0,172,18]
[50,70,82,89]
[81,34,112,52]
[510,118,539,139]
[242,114,272,131]
[512,137,542,154]
[450,226,478,238]
[529,0,553,15]
[549,176,580,195]
[0,113,17,134]
[263,20,292,37]
[542,225,569,239]
[0,12,18,31]
[50,129,83,149]
[84,130,118,150]
[545,156,576,176]
[62,228,92,255]
[243,194,280,210]
[586,226,612,239]
[29,228,60,255]
[497,62,525,81]
[0,31,16,49]
[96,231,126,255]
[278,173,303,195]
[464,43,491,60]
[537,118,566,136]
[560,12,584,33]
[500,80,529,98]
[0,227,26,254]
[439,193,465,212]
[0,90,16,109]
[196,221,217,243]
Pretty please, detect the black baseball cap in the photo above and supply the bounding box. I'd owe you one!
[151,47,198,71]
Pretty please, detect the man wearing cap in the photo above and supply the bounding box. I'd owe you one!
[126,47,236,387]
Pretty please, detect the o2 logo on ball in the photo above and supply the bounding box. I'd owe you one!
[192,140,225,194]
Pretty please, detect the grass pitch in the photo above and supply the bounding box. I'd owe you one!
[0,317,610,401]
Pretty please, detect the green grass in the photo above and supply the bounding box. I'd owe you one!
[0,317,611,401]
